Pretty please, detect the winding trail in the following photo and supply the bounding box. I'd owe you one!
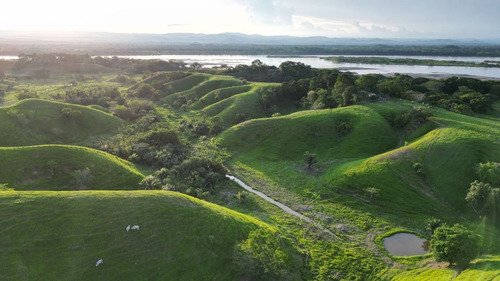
[226,175,343,240]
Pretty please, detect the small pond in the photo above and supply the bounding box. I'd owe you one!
[382,233,430,256]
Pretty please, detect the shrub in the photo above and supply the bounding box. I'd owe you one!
[140,175,161,190]
[233,229,302,281]
[430,224,479,268]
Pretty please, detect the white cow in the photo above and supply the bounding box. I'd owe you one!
[96,259,103,267]
[126,225,131,232]
[131,225,139,230]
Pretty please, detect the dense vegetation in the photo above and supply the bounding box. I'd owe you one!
[324,56,500,67]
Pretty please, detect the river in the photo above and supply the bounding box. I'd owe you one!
[112,54,500,79]
[3,54,500,78]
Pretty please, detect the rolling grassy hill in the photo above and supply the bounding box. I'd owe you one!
[0,191,302,281]
[0,145,144,190]
[0,99,125,146]
[220,100,500,224]
[162,75,243,104]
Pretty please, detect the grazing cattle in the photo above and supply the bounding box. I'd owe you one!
[96,259,103,267]
[131,225,139,230]
[126,225,131,232]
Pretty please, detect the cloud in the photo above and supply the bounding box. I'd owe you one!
[236,0,293,24]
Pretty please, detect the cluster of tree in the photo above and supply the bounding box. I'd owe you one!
[101,44,500,57]
[274,68,499,115]
[13,53,187,74]
[52,87,125,108]
[99,112,186,168]
[466,162,500,220]
[135,138,228,198]
[325,56,500,68]
[112,100,156,121]
[178,116,224,136]
[223,60,312,82]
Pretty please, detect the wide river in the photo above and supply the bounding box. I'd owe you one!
[112,54,500,79]
[2,54,500,79]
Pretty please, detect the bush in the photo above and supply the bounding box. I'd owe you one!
[430,224,479,268]
[233,229,302,281]
[60,107,82,121]
[173,157,226,192]
[140,175,161,190]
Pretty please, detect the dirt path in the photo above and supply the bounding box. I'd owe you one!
[226,175,343,241]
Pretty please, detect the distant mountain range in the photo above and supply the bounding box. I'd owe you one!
[1,31,499,46]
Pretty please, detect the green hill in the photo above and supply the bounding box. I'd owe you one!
[0,190,301,281]
[220,100,500,222]
[0,99,124,146]
[190,85,252,110]
[163,76,243,105]
[0,145,144,190]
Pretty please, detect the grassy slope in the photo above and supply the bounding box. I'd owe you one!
[391,256,500,281]
[200,83,288,127]
[0,191,295,281]
[220,100,500,224]
[190,85,252,110]
[0,99,124,146]
[0,145,144,190]
[162,75,242,103]
[160,73,210,97]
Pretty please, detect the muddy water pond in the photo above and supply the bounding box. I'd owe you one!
[382,233,430,256]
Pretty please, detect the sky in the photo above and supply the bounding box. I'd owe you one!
[1,0,499,39]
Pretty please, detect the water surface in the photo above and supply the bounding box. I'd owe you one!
[382,232,430,256]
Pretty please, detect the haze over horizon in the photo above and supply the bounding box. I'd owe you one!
[1,0,499,40]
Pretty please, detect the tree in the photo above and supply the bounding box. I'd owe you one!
[476,162,500,186]
[365,187,380,199]
[466,180,499,214]
[73,167,93,188]
[430,224,479,267]
[140,175,161,190]
[426,217,442,235]
[303,151,317,170]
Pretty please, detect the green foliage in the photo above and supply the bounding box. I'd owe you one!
[140,175,161,190]
[60,107,82,121]
[431,224,480,267]
[426,217,442,235]
[476,162,500,186]
[466,180,499,215]
[73,167,94,188]
[303,151,317,170]
[233,228,302,281]
[365,187,380,199]
[172,157,226,192]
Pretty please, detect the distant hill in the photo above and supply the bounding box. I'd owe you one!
[0,31,497,46]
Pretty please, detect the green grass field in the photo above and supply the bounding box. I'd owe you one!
[0,190,300,281]
[0,99,124,146]
[0,145,144,190]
